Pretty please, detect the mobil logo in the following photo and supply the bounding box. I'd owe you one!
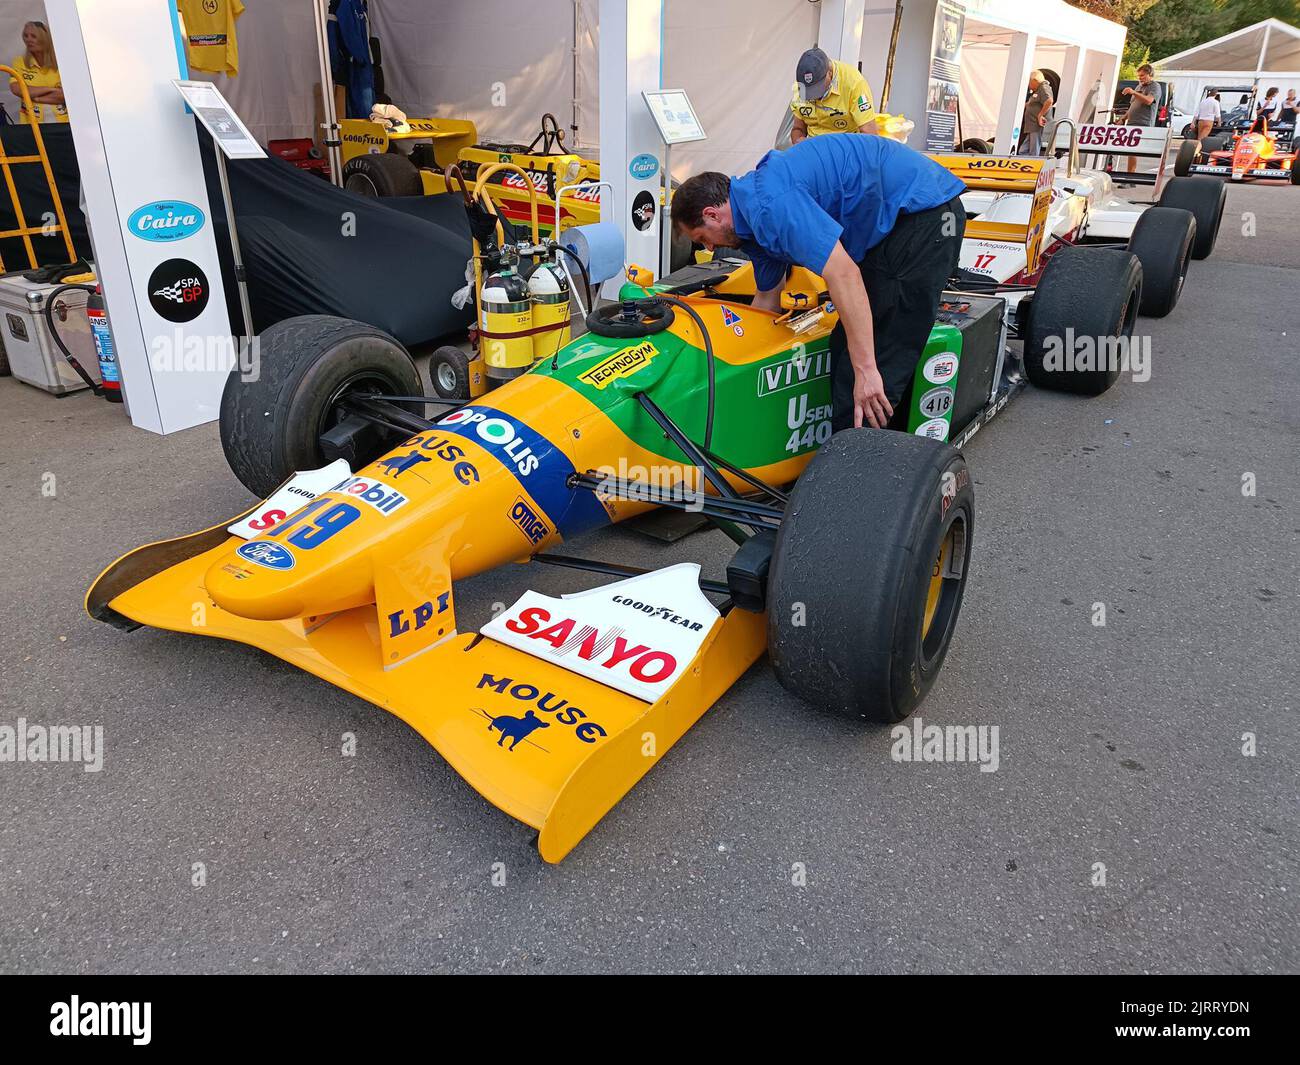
[439,407,540,476]
[330,474,410,515]
[236,541,295,570]
[127,200,206,242]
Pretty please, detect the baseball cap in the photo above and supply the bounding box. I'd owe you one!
[796,48,833,102]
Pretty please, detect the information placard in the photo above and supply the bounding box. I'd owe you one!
[173,80,265,159]
[642,90,707,144]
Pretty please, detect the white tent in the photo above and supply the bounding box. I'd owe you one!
[1156,18,1300,117]
[5,0,1123,179]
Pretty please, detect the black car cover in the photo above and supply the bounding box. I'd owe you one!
[1,124,474,347]
[200,133,473,345]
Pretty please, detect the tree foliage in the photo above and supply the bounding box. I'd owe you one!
[1067,0,1300,65]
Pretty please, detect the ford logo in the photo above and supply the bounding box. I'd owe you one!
[236,541,295,570]
[128,200,206,243]
[629,153,659,181]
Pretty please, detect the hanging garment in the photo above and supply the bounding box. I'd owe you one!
[329,0,375,119]
[178,0,246,77]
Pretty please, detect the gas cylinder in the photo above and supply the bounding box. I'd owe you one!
[527,259,571,359]
[479,267,533,381]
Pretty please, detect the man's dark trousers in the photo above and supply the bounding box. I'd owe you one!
[829,195,966,432]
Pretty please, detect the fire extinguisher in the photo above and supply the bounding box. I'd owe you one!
[45,282,121,403]
[86,286,122,403]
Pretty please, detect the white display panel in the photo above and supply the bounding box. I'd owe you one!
[47,0,235,435]
[642,89,707,144]
[174,81,266,160]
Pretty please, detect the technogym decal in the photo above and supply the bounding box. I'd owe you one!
[127,200,206,243]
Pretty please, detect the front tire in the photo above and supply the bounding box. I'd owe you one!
[1174,138,1198,176]
[1024,246,1141,396]
[342,152,422,198]
[219,315,423,498]
[1127,207,1195,317]
[1158,175,1225,259]
[768,431,973,723]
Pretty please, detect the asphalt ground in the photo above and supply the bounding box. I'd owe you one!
[0,181,1296,975]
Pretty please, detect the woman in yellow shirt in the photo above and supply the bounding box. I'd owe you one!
[8,21,67,124]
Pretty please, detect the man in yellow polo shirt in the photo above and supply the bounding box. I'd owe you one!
[790,47,876,143]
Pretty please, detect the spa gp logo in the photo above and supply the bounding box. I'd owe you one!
[147,258,209,323]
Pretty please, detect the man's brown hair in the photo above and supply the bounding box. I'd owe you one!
[671,172,731,230]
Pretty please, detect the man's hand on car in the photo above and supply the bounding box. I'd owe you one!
[853,360,893,429]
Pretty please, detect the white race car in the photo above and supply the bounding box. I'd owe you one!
[931,123,1226,319]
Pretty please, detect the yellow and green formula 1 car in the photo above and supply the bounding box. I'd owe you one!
[341,112,603,236]
[86,237,1142,861]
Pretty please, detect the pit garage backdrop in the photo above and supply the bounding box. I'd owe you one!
[2,1,1126,176]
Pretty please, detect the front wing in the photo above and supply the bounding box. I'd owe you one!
[87,515,767,863]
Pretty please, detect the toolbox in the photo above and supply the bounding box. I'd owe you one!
[0,270,99,395]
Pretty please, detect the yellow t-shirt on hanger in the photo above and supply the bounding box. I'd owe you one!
[8,58,69,123]
[178,0,246,77]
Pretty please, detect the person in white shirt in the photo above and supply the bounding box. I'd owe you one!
[1254,87,1280,132]
[1195,91,1221,141]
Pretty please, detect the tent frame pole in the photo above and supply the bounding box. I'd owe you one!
[314,0,343,188]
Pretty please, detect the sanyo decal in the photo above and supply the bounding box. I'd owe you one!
[127,200,206,243]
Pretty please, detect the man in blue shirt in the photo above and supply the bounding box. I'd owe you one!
[672,134,965,431]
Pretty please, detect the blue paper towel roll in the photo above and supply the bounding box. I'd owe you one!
[560,223,625,285]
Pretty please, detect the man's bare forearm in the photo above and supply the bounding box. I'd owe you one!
[822,244,875,372]
[753,287,781,312]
